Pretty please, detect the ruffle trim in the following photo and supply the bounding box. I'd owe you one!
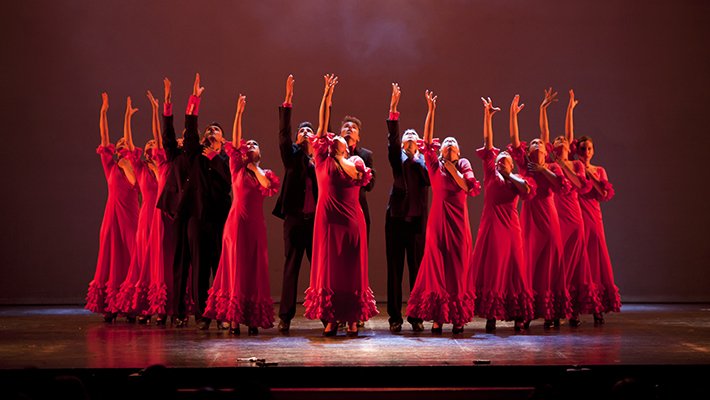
[533,289,573,320]
[85,280,107,313]
[599,285,622,313]
[352,158,373,187]
[224,139,249,158]
[147,283,168,316]
[475,146,500,161]
[303,287,379,322]
[202,287,232,322]
[226,295,275,329]
[465,174,482,197]
[259,169,280,197]
[474,290,536,321]
[96,144,116,156]
[416,138,441,155]
[309,132,336,156]
[113,281,149,315]
[405,290,475,326]
[569,283,604,315]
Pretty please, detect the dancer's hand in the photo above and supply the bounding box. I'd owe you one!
[285,74,294,104]
[163,77,172,104]
[101,92,109,113]
[425,90,437,110]
[237,94,247,115]
[540,87,558,109]
[125,96,138,117]
[390,83,401,114]
[481,97,500,116]
[147,90,159,110]
[511,94,525,115]
[193,73,205,97]
[568,89,578,110]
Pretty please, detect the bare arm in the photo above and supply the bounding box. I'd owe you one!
[510,94,524,148]
[528,162,561,190]
[558,160,583,189]
[423,90,437,144]
[565,89,578,143]
[335,155,361,180]
[100,92,109,146]
[246,163,272,188]
[503,171,531,195]
[146,90,162,149]
[443,159,469,192]
[482,97,500,150]
[317,74,338,138]
[124,96,138,151]
[539,87,558,144]
[232,94,246,144]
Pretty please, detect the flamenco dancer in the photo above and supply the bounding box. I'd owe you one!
[86,93,140,322]
[384,83,430,333]
[469,97,535,332]
[508,90,571,329]
[112,96,159,322]
[203,94,279,335]
[303,74,377,337]
[549,90,602,326]
[405,90,480,335]
[571,98,621,324]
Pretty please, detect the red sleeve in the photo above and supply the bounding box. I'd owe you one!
[388,111,400,121]
[186,95,201,116]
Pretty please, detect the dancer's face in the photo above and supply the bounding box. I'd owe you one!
[296,126,314,145]
[203,125,223,147]
[402,130,419,155]
[577,139,594,162]
[496,153,513,175]
[340,121,360,145]
[144,139,157,162]
[440,137,460,161]
[552,136,569,158]
[246,139,261,162]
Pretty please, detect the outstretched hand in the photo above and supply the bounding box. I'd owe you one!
[481,97,500,115]
[193,73,205,97]
[541,87,558,109]
[101,92,109,113]
[236,94,247,114]
[390,83,401,113]
[285,74,295,104]
[125,96,138,117]
[147,90,159,109]
[425,90,437,110]
[163,77,172,104]
[568,89,579,110]
[511,94,525,115]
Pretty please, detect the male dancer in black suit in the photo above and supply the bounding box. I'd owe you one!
[385,83,429,332]
[157,74,231,329]
[339,116,375,239]
[273,75,319,333]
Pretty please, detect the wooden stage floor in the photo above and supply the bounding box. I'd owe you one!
[1,303,709,398]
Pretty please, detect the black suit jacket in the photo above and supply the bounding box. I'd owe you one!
[351,145,375,226]
[386,119,429,227]
[272,106,318,219]
[157,113,231,223]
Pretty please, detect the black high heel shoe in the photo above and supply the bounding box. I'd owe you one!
[248,327,259,335]
[173,316,189,328]
[126,315,137,323]
[103,312,117,323]
[485,319,496,332]
[155,315,167,326]
[543,319,553,329]
[569,317,581,327]
[593,312,605,325]
[431,323,443,334]
[229,324,240,335]
[452,325,465,335]
[323,322,338,337]
[514,319,527,332]
[137,315,150,325]
[345,323,359,337]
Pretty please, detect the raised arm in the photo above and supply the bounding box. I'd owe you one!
[161,77,178,159]
[99,92,110,146]
[423,90,437,144]
[232,94,246,144]
[482,97,500,150]
[565,89,578,143]
[123,97,138,151]
[147,90,162,149]
[387,83,402,169]
[183,73,203,155]
[539,87,558,144]
[509,94,524,149]
[317,74,338,138]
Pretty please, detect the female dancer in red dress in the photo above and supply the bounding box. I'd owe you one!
[303,74,377,337]
[203,94,280,335]
[508,91,571,329]
[405,90,480,335]
[86,93,140,322]
[572,104,621,324]
[550,90,603,326]
[469,97,535,332]
[113,96,159,321]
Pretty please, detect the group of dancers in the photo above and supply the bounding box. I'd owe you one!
[86,72,620,337]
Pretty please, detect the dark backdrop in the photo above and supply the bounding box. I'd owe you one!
[1,0,708,304]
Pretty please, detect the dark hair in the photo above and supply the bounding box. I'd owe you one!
[341,115,362,130]
[205,122,224,133]
[298,121,314,131]
[577,135,593,145]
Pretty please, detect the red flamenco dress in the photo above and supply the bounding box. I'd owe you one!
[469,147,535,322]
[303,133,378,324]
[406,139,480,327]
[113,148,158,316]
[86,144,139,315]
[203,140,280,328]
[508,142,572,321]
[578,165,621,314]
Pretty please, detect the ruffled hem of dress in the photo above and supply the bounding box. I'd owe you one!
[225,295,275,329]
[202,287,232,322]
[406,290,474,325]
[599,285,622,313]
[474,290,536,321]
[569,283,604,315]
[533,290,573,320]
[85,280,107,314]
[147,283,168,316]
[303,287,379,322]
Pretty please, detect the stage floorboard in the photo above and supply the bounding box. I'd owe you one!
[2,303,709,370]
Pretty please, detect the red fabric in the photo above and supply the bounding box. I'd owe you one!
[86,144,140,314]
[406,139,480,326]
[203,141,279,328]
[282,102,292,108]
[163,102,173,117]
[507,143,571,320]
[469,147,535,321]
[186,95,201,115]
[554,160,603,315]
[388,111,400,121]
[112,148,159,315]
[579,165,621,313]
[303,133,378,323]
